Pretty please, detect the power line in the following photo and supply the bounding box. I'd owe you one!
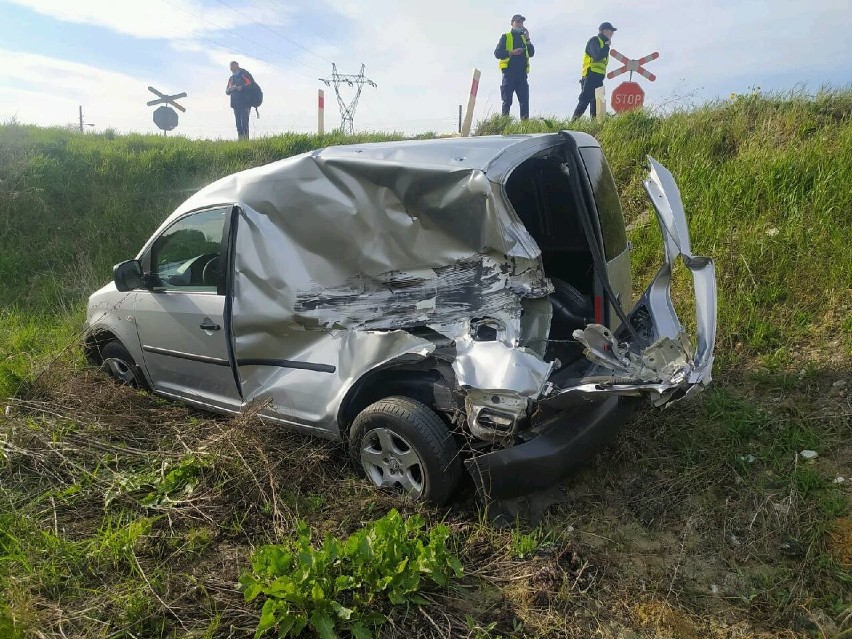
[157,0,323,82]
[212,0,335,66]
[258,0,343,57]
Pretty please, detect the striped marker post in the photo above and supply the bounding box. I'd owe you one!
[460,68,481,137]
[318,89,325,135]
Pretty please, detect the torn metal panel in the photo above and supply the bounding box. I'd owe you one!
[453,337,554,398]
[292,253,551,332]
[641,157,716,389]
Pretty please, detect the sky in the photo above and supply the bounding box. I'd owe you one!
[1,0,850,139]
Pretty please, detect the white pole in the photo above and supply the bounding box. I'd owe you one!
[595,86,607,121]
[460,68,481,137]
[318,89,325,135]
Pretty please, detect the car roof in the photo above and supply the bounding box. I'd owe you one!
[145,131,601,251]
[313,131,600,172]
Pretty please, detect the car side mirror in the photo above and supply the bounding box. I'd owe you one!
[113,259,144,291]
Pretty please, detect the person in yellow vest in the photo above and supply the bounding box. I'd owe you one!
[572,22,617,120]
[494,14,535,120]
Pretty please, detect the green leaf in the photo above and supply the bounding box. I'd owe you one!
[256,599,279,637]
[351,622,373,639]
[334,574,357,591]
[331,600,353,620]
[311,583,325,601]
[311,610,337,639]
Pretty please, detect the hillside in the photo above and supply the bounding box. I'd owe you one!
[1,91,850,638]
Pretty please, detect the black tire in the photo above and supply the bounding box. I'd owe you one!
[350,396,462,506]
[99,340,146,389]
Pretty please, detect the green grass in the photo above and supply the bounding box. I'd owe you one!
[1,90,850,637]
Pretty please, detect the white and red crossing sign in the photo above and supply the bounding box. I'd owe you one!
[146,86,187,112]
[607,49,659,82]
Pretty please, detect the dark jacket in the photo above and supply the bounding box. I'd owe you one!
[584,35,610,77]
[494,29,535,78]
[226,69,255,109]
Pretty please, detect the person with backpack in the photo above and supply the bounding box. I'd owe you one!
[226,61,262,140]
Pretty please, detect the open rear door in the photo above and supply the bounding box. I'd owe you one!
[543,157,717,408]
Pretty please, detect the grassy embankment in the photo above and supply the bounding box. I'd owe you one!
[1,90,850,638]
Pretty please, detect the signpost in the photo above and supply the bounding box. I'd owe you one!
[606,50,659,114]
[147,86,187,135]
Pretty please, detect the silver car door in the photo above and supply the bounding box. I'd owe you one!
[133,205,241,412]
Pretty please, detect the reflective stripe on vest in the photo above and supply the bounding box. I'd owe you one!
[498,31,530,74]
[582,36,608,76]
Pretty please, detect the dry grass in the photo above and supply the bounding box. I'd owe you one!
[2,354,849,638]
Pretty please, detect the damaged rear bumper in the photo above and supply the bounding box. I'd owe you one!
[465,397,636,500]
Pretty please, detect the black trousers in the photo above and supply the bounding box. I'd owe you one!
[572,73,605,120]
[501,74,530,120]
[233,107,251,139]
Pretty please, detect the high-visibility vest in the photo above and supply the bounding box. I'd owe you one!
[498,31,530,74]
[582,36,608,76]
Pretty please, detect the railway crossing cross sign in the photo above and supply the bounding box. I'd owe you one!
[147,86,187,134]
[606,50,659,82]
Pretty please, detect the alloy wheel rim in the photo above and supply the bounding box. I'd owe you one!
[360,427,425,499]
[102,357,138,386]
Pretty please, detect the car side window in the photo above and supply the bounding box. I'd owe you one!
[579,147,628,260]
[149,207,230,293]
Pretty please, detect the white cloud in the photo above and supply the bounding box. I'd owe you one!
[5,0,293,40]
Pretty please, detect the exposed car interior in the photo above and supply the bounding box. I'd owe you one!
[505,151,595,369]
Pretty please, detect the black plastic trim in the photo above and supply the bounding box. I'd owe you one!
[236,359,336,374]
[142,345,230,366]
[465,397,635,500]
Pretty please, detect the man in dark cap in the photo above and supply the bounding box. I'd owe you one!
[572,22,617,120]
[494,14,535,120]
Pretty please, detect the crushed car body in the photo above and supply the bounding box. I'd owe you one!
[85,132,717,504]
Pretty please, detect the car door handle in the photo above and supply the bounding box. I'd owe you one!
[199,320,221,331]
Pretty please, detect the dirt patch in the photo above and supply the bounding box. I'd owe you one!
[828,517,852,567]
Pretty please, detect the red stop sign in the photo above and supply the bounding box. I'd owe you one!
[611,81,645,113]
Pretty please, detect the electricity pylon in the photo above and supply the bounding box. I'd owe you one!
[319,63,377,135]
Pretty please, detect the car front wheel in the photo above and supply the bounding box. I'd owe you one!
[99,340,145,388]
[350,396,462,505]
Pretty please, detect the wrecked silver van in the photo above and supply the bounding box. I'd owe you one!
[84,132,716,505]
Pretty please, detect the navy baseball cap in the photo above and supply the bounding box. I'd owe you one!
[512,14,526,22]
[599,22,617,31]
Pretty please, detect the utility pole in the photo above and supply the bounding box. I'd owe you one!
[77,106,94,132]
[319,63,377,135]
